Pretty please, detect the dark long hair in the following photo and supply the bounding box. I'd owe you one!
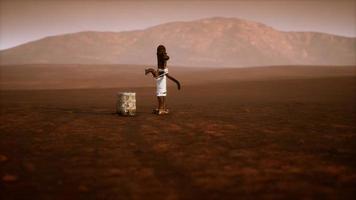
[157,45,169,67]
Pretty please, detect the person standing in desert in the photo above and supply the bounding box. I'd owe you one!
[145,45,181,115]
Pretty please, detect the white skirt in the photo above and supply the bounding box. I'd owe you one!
[156,75,167,96]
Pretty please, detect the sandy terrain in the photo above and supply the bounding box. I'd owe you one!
[0,65,355,199]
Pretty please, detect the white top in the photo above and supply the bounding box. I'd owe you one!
[156,68,168,96]
[157,68,168,78]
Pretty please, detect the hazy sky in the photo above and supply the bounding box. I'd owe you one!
[1,0,355,50]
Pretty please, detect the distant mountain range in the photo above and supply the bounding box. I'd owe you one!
[0,17,355,67]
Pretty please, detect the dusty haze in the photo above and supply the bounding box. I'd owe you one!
[1,0,355,50]
[1,17,355,67]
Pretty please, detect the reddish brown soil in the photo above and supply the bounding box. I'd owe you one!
[0,65,356,199]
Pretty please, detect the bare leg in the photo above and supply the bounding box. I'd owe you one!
[162,97,166,110]
[155,97,169,115]
[158,97,164,110]
[155,97,162,114]
[157,97,168,114]
[163,97,169,114]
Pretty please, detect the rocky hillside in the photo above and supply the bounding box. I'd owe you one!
[1,17,355,67]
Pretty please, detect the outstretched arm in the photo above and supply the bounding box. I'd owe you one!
[166,74,181,90]
[145,68,158,78]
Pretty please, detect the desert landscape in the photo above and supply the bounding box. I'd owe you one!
[0,64,355,199]
[1,1,356,198]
